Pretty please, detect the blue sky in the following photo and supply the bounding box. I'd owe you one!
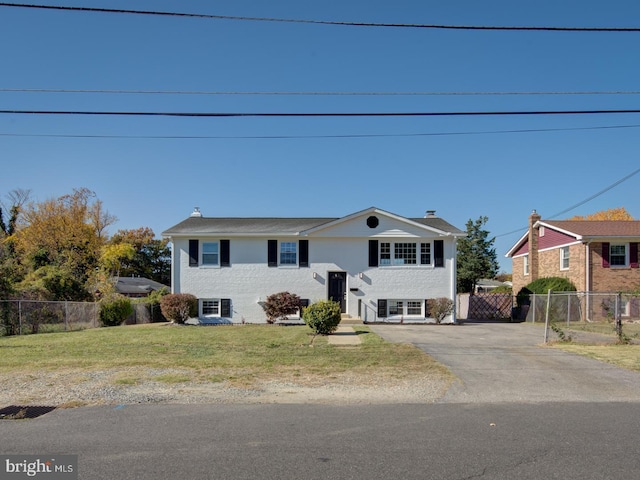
[1,0,639,272]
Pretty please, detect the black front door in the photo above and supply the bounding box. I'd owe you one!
[328,271,347,313]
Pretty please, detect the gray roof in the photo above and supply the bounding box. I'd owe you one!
[115,277,169,295]
[162,213,464,237]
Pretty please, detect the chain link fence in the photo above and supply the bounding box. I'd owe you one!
[1,300,100,336]
[522,292,640,343]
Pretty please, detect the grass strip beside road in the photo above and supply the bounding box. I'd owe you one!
[0,324,452,385]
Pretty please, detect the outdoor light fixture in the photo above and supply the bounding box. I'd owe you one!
[313,272,317,279]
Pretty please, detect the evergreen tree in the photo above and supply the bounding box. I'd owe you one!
[457,216,499,294]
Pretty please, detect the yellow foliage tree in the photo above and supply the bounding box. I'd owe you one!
[569,207,634,221]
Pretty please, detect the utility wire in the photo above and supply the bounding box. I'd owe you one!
[2,88,640,96]
[496,167,640,238]
[3,109,640,117]
[1,3,639,32]
[2,124,640,140]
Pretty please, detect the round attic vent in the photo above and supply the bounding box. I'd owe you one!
[366,216,379,228]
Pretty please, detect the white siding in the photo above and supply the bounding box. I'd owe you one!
[172,234,457,324]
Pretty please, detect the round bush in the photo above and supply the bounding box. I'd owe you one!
[302,300,341,335]
[100,295,134,327]
[160,293,198,324]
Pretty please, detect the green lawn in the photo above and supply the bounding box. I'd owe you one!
[0,323,452,385]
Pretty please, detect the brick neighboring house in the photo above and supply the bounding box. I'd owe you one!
[506,210,640,295]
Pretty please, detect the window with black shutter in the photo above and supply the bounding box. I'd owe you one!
[377,299,387,318]
[434,240,444,268]
[188,239,199,267]
[369,240,379,267]
[299,240,309,267]
[220,239,230,267]
[268,240,278,267]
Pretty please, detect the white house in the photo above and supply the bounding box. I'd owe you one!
[162,207,464,324]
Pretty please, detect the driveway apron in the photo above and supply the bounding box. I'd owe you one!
[369,322,640,403]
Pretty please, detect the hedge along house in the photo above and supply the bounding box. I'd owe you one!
[162,207,464,324]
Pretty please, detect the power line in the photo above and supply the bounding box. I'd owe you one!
[1,3,639,32]
[496,167,640,238]
[2,124,640,140]
[2,88,640,96]
[3,109,640,118]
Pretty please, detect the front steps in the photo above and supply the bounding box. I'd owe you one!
[340,314,364,325]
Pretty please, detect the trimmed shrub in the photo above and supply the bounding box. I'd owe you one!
[516,277,577,307]
[160,293,198,324]
[262,291,301,324]
[427,297,454,324]
[302,300,341,335]
[100,295,134,327]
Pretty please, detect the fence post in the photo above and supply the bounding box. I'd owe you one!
[64,301,68,331]
[18,300,22,335]
[567,293,571,326]
[544,289,552,343]
[532,294,536,323]
[615,293,622,339]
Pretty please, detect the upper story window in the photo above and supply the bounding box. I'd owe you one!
[280,241,297,265]
[202,242,219,266]
[380,242,430,266]
[610,244,627,267]
[268,239,309,267]
[560,246,570,270]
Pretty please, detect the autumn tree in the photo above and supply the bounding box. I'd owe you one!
[12,188,113,300]
[109,227,170,285]
[569,207,634,221]
[457,216,499,294]
[0,189,30,297]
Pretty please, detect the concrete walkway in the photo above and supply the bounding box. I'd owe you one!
[369,321,640,403]
[326,326,362,345]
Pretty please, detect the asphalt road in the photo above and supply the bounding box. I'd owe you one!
[370,321,640,403]
[2,403,640,480]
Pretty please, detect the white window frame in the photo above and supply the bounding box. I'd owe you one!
[202,241,219,266]
[609,243,628,267]
[380,241,432,267]
[523,254,529,275]
[201,299,220,317]
[387,299,424,318]
[279,241,298,266]
[560,246,570,270]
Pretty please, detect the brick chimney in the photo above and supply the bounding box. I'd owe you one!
[528,209,541,281]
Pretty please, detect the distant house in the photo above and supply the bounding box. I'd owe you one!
[162,207,464,324]
[506,210,640,295]
[115,277,169,298]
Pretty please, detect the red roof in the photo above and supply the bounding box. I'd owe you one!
[542,220,640,238]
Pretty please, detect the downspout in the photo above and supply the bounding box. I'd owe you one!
[452,237,458,324]
[585,240,591,321]
[169,238,176,294]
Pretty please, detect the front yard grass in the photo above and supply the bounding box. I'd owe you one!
[0,323,452,385]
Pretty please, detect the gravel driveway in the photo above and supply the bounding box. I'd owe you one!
[369,321,640,403]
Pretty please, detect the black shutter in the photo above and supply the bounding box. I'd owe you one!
[220,239,230,267]
[268,240,278,267]
[299,240,309,267]
[300,298,310,315]
[221,299,231,317]
[369,240,379,267]
[377,299,387,318]
[434,240,444,268]
[188,239,199,267]
[425,299,431,318]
